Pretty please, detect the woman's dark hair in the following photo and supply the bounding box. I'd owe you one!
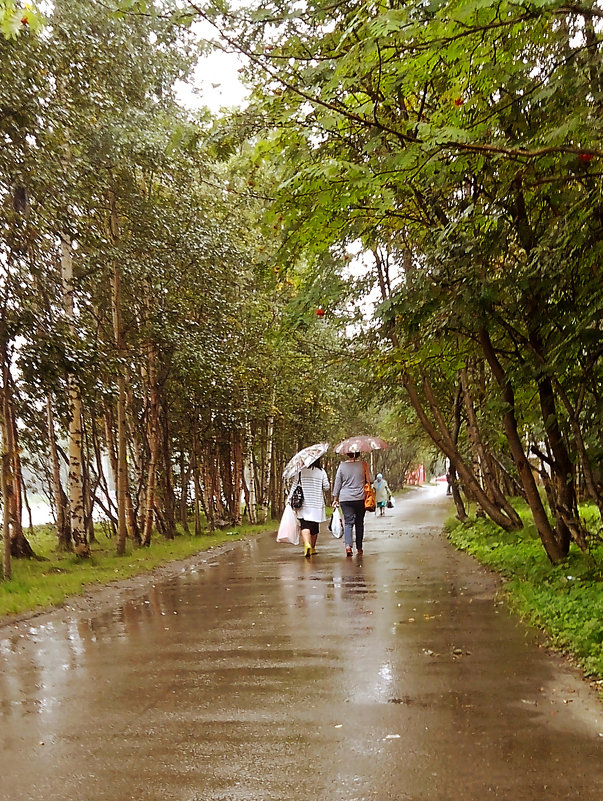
[346,451,360,459]
[309,457,322,469]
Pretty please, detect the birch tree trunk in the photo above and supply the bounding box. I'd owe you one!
[243,411,257,524]
[60,235,88,556]
[160,401,175,540]
[47,395,71,549]
[179,450,190,532]
[259,386,276,523]
[107,190,129,555]
[141,342,160,546]
[231,431,243,525]
[191,430,202,536]
[1,342,14,579]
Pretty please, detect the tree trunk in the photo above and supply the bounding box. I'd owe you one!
[534,369,588,551]
[60,234,89,557]
[478,327,569,563]
[243,409,257,524]
[1,341,13,579]
[231,431,243,525]
[0,346,35,564]
[179,450,190,532]
[141,343,160,547]
[160,398,175,540]
[553,377,602,518]
[108,191,129,555]
[202,448,216,531]
[47,395,71,549]
[448,380,469,522]
[460,366,523,528]
[191,427,202,536]
[259,386,276,523]
[414,371,518,530]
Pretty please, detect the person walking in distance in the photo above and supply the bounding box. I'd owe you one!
[332,451,373,557]
[289,458,330,558]
[373,473,392,516]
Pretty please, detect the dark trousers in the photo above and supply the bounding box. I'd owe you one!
[340,500,366,549]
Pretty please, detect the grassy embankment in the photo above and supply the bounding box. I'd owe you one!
[0,519,277,621]
[446,501,603,682]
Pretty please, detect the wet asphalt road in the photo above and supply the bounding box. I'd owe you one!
[0,485,601,801]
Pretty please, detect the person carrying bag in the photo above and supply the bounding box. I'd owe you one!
[332,451,373,557]
[372,473,392,516]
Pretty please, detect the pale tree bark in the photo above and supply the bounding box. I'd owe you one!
[107,190,129,555]
[60,234,88,556]
[243,409,258,524]
[259,385,276,523]
[47,395,71,549]
[231,431,243,525]
[103,405,137,542]
[201,447,216,531]
[179,450,191,532]
[1,343,14,579]
[141,342,160,546]
[123,386,143,541]
[218,439,235,521]
[159,405,176,540]
[191,429,203,536]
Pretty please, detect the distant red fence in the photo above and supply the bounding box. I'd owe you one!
[405,465,425,485]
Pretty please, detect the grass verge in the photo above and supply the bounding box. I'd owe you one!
[0,519,276,621]
[446,501,603,682]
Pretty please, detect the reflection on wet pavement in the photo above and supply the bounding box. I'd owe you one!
[0,486,601,801]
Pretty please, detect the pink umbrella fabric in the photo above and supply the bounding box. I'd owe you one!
[334,435,389,454]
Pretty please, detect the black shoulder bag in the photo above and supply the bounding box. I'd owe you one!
[290,473,304,509]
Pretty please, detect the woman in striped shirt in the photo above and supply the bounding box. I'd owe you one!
[289,458,331,558]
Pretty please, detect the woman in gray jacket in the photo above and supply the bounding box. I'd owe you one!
[332,452,372,556]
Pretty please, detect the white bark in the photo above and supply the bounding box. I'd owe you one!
[61,235,87,549]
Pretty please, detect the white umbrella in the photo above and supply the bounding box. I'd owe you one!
[282,442,329,480]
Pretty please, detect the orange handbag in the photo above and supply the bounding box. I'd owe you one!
[362,462,376,512]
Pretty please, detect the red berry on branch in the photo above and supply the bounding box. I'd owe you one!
[578,152,594,163]
[316,307,325,317]
[454,97,464,106]
[21,16,29,26]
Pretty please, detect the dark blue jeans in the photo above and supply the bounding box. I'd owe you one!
[340,500,366,549]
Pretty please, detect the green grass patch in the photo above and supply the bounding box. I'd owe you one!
[0,519,276,620]
[446,501,603,680]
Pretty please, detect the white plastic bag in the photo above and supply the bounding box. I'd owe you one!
[276,504,300,545]
[329,506,344,539]
[388,496,396,508]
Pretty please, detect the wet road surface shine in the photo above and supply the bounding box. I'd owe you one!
[0,486,601,800]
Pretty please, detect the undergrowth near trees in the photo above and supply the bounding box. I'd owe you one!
[447,501,603,681]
